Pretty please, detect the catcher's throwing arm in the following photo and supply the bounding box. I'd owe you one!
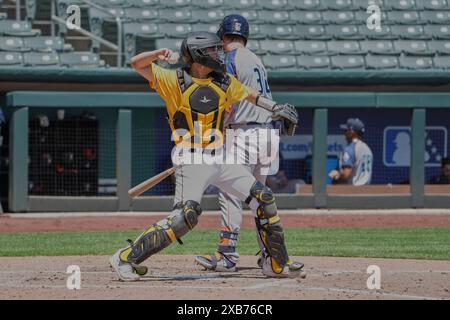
[128,166,176,198]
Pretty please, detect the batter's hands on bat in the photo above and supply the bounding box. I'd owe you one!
[272,103,299,136]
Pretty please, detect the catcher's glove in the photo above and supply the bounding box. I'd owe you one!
[272,103,298,136]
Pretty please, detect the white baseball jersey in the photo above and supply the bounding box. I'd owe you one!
[340,139,373,186]
[224,47,273,126]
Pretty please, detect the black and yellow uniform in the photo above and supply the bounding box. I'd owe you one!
[149,63,250,149]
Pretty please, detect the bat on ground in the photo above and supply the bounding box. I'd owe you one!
[128,166,176,198]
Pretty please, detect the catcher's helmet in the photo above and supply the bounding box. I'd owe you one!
[217,14,249,44]
[181,32,226,72]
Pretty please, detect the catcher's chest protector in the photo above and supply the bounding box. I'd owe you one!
[168,68,231,149]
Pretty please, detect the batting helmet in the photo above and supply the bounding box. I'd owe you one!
[181,31,226,72]
[217,14,249,44]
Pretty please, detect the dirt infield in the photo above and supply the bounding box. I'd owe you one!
[2,212,450,233]
[0,255,449,300]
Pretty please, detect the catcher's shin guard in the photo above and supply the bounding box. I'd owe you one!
[246,181,289,274]
[119,200,202,264]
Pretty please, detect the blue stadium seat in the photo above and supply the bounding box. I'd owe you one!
[260,25,299,40]
[360,40,396,54]
[428,40,450,54]
[331,55,365,69]
[433,55,450,68]
[322,11,357,24]
[294,40,327,54]
[416,0,449,10]
[425,25,450,39]
[155,38,184,52]
[263,54,297,69]
[0,37,28,52]
[327,40,364,54]
[0,20,40,37]
[291,0,323,10]
[191,9,225,23]
[125,8,159,21]
[260,0,290,10]
[260,40,294,54]
[123,23,162,38]
[326,25,362,39]
[359,25,395,39]
[295,25,332,40]
[160,24,193,38]
[387,11,422,25]
[23,52,59,66]
[24,37,69,53]
[420,11,450,24]
[399,56,433,69]
[225,0,258,10]
[59,52,103,68]
[391,25,428,39]
[192,0,224,8]
[0,52,23,66]
[192,24,219,34]
[394,40,432,55]
[366,55,399,69]
[291,11,324,25]
[296,55,331,69]
[259,11,292,24]
[158,9,193,23]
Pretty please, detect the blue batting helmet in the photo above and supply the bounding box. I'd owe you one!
[217,14,249,44]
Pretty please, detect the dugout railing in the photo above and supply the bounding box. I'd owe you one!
[4,91,450,212]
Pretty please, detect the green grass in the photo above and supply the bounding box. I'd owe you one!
[0,228,449,260]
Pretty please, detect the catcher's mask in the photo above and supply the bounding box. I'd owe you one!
[181,31,226,73]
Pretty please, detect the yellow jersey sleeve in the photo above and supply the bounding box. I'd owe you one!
[149,63,181,107]
[226,74,251,106]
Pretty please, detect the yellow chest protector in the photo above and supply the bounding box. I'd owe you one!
[168,68,231,149]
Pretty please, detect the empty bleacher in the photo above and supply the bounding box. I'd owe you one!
[0,0,449,70]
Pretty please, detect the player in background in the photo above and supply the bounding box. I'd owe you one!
[329,118,373,186]
[109,32,301,280]
[194,15,304,273]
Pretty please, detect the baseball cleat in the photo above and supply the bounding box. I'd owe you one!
[194,252,237,272]
[109,249,141,281]
[132,264,148,276]
[260,256,305,279]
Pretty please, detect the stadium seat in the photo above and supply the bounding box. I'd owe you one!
[331,55,365,69]
[360,40,396,54]
[93,0,128,7]
[123,22,162,38]
[225,0,258,10]
[322,0,354,10]
[353,0,383,9]
[246,40,266,55]
[260,40,294,54]
[416,0,449,10]
[291,0,323,10]
[59,52,103,68]
[0,20,40,37]
[391,25,428,39]
[191,9,225,23]
[425,25,450,39]
[327,40,364,54]
[125,8,159,21]
[23,52,59,66]
[399,56,433,69]
[365,55,399,69]
[158,9,193,23]
[259,11,292,25]
[263,54,297,69]
[295,25,332,40]
[296,55,331,69]
[0,51,22,66]
[420,11,450,24]
[322,11,357,24]
[389,0,417,10]
[24,37,69,53]
[354,10,389,25]
[260,25,299,40]
[433,55,450,68]
[155,38,184,52]
[192,24,219,34]
[260,0,290,10]
[162,0,192,8]
[160,24,193,38]
[89,7,126,21]
[394,40,432,55]
[249,24,267,40]
[326,25,362,39]
[0,37,28,52]
[224,10,260,23]
[192,0,224,8]
[359,25,395,39]
[291,11,324,25]
[387,11,422,25]
[294,40,327,54]
[428,40,450,54]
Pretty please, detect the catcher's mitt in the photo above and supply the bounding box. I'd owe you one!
[272,103,298,136]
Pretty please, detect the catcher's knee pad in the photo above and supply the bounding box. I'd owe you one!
[120,200,202,264]
[247,181,289,274]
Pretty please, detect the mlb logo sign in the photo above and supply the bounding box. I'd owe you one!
[384,127,448,167]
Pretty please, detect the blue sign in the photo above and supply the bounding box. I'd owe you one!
[384,127,447,167]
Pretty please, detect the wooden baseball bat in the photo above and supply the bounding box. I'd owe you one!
[128,166,176,198]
